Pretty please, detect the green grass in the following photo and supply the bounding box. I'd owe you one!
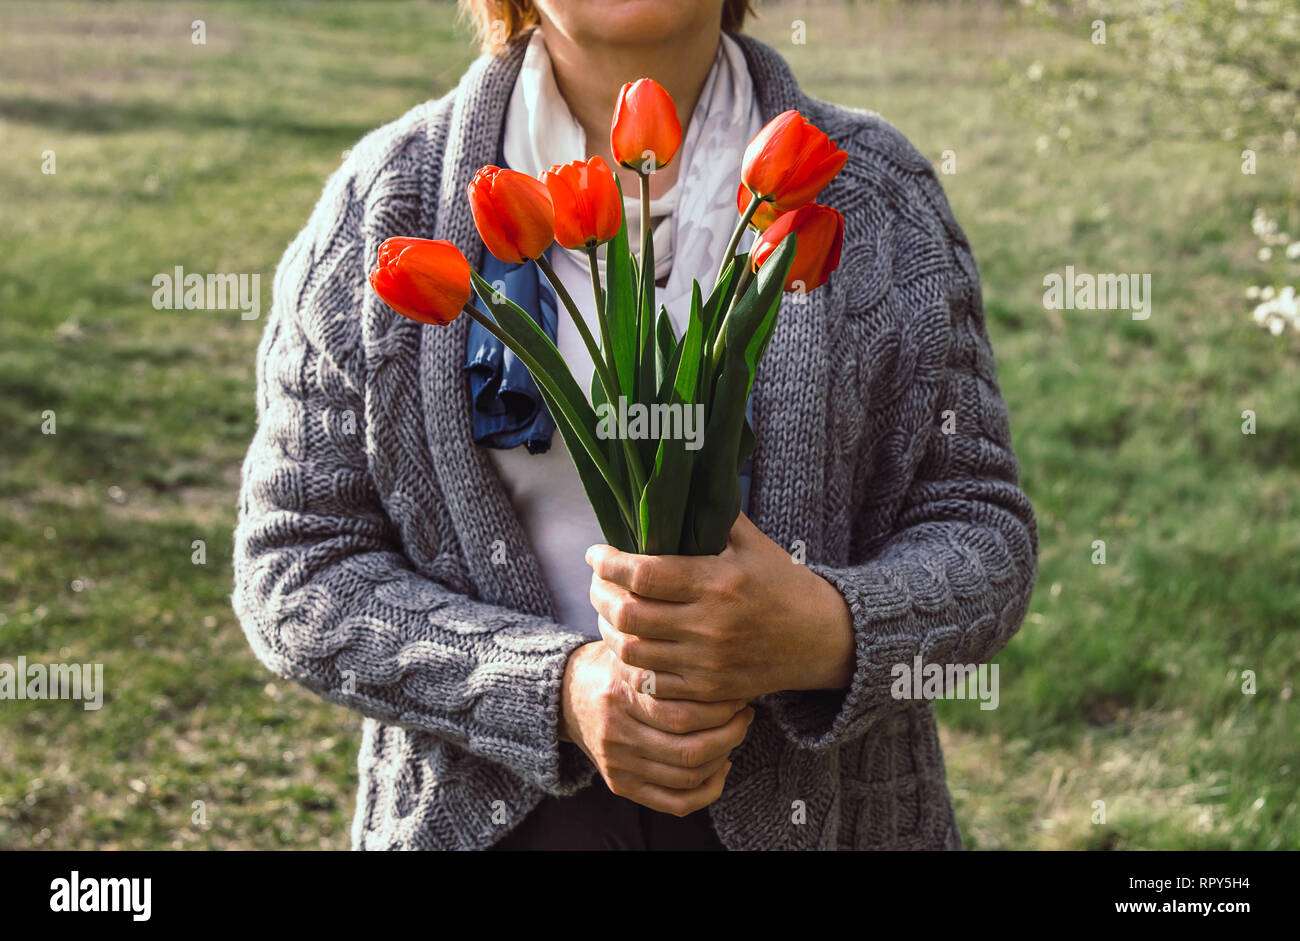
[1,0,1296,850]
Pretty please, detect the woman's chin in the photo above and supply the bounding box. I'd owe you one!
[545,0,719,47]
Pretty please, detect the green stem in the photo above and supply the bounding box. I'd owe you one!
[587,245,616,391]
[534,253,646,497]
[715,191,761,289]
[700,252,760,407]
[636,171,657,411]
[461,302,638,533]
[707,258,755,383]
[639,172,652,307]
[535,254,598,366]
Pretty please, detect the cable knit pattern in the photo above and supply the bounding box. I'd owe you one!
[232,32,1037,850]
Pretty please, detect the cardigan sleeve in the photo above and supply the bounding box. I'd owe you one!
[232,144,596,797]
[765,167,1038,750]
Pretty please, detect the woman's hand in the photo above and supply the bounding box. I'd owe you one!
[586,512,856,702]
[558,640,753,816]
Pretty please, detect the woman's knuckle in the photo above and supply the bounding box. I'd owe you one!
[619,634,644,665]
[595,671,621,704]
[659,794,690,818]
[697,672,727,700]
[660,703,689,732]
[712,562,744,599]
[686,765,711,788]
[612,595,639,633]
[627,666,653,696]
[701,651,727,676]
[629,558,660,597]
[595,686,624,722]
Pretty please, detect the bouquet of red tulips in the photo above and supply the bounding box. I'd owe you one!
[369,80,847,555]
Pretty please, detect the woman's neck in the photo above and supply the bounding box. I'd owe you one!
[536,24,721,198]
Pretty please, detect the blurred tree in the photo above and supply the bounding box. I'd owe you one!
[1026,0,1299,149]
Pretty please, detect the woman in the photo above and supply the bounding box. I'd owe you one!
[233,0,1037,850]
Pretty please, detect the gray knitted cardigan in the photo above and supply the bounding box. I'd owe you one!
[232,31,1037,850]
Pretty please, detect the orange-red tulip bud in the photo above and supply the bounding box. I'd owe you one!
[741,110,848,212]
[368,237,472,325]
[543,156,623,250]
[610,79,682,174]
[737,182,787,232]
[467,166,556,263]
[750,202,844,293]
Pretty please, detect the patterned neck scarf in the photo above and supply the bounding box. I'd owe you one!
[464,28,762,453]
[505,28,762,311]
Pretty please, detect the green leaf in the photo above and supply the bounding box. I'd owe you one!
[654,305,675,397]
[640,278,714,554]
[680,236,797,554]
[636,189,656,407]
[721,236,795,375]
[700,255,739,352]
[470,272,635,545]
[639,389,699,553]
[681,358,749,555]
[590,363,631,501]
[639,429,698,555]
[605,178,637,404]
[744,286,786,396]
[589,359,606,411]
[697,258,738,404]
[540,381,635,550]
[737,416,756,473]
[657,330,685,406]
[675,280,705,404]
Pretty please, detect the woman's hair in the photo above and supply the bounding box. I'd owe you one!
[458,0,755,56]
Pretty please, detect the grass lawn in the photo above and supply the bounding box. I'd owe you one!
[0,0,1296,849]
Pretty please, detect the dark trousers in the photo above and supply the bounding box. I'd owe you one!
[490,775,727,851]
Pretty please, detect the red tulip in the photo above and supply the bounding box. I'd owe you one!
[737,182,787,232]
[741,110,848,211]
[467,166,555,263]
[750,203,844,293]
[610,79,682,173]
[543,156,623,250]
[368,237,472,325]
